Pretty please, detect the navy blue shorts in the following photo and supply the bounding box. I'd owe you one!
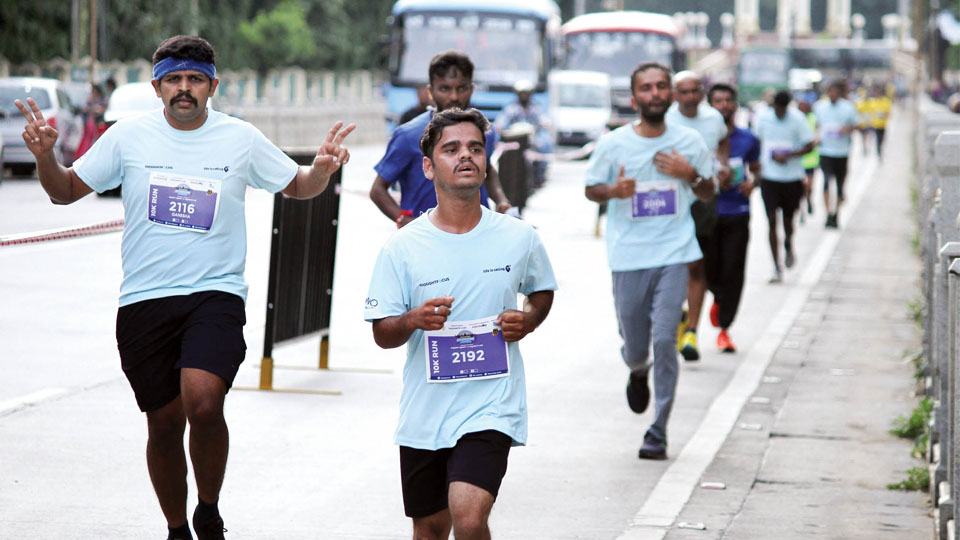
[116,291,246,412]
[399,430,512,518]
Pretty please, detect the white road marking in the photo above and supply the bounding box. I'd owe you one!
[0,388,67,414]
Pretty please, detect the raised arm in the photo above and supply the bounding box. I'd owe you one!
[282,121,356,199]
[15,98,92,205]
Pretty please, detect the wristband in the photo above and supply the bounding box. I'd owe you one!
[396,210,413,227]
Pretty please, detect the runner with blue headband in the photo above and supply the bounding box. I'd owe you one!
[15,34,355,540]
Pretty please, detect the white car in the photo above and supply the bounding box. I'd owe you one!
[104,81,213,124]
[0,77,83,175]
[548,70,612,147]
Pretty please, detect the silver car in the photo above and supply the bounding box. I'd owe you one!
[0,77,83,175]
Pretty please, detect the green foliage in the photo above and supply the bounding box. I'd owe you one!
[889,397,933,440]
[238,1,317,74]
[887,466,930,491]
[907,296,924,328]
[0,2,72,64]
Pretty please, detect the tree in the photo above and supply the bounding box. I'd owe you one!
[0,2,71,64]
[237,0,317,75]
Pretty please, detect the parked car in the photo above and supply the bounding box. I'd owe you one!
[0,77,83,175]
[548,70,612,148]
[103,81,163,124]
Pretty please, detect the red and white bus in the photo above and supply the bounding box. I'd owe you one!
[561,11,685,125]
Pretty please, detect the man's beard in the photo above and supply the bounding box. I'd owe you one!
[639,109,666,124]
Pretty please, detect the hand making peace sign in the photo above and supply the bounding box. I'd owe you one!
[313,120,357,176]
[15,98,59,158]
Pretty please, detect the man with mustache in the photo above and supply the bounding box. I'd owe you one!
[585,62,714,460]
[370,50,512,228]
[16,35,354,540]
[365,108,556,539]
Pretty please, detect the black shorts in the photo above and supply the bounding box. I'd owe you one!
[760,179,804,221]
[116,291,247,412]
[819,155,849,198]
[399,430,512,518]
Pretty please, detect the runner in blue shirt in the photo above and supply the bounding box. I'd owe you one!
[370,51,512,227]
[704,83,762,354]
[16,35,354,540]
[366,108,556,539]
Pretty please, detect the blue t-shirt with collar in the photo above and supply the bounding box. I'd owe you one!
[364,206,557,450]
[74,109,299,307]
[375,110,496,216]
[717,127,761,216]
[585,123,713,272]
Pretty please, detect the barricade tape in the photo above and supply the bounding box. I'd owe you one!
[0,219,125,247]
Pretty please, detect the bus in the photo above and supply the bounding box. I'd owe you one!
[384,0,561,125]
[560,11,685,125]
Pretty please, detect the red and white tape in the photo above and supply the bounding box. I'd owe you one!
[0,219,125,247]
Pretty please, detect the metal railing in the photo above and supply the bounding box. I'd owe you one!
[918,96,960,540]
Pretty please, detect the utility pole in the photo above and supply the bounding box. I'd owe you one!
[89,0,98,84]
[188,0,199,35]
[71,0,81,62]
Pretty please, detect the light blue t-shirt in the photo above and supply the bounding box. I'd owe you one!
[74,109,299,306]
[665,102,727,154]
[754,107,814,182]
[813,97,859,157]
[364,207,557,450]
[585,123,713,271]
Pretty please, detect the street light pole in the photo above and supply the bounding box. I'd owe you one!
[89,0,97,84]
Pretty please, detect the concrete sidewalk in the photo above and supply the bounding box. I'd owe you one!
[661,107,931,538]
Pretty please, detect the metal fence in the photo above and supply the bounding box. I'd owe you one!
[258,161,342,391]
[918,96,960,540]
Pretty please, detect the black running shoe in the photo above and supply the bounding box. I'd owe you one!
[193,506,226,540]
[626,370,650,414]
[638,434,667,460]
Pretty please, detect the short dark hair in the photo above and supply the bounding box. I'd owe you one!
[630,62,672,92]
[707,82,737,103]
[773,89,792,107]
[152,35,216,65]
[428,50,474,84]
[419,108,489,160]
[828,79,846,91]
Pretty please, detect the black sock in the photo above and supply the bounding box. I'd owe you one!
[195,497,220,521]
[168,523,193,540]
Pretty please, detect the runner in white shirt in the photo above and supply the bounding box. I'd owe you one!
[16,35,354,540]
[585,62,714,460]
[365,108,556,540]
[665,71,729,361]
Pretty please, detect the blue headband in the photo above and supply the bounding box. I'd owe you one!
[152,57,216,81]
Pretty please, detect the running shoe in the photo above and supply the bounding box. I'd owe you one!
[710,302,720,328]
[769,267,783,284]
[676,307,689,352]
[784,249,795,269]
[717,329,736,353]
[193,506,226,540]
[807,197,814,215]
[825,214,838,228]
[638,434,668,460]
[679,330,700,361]
[626,370,650,414]
[167,527,193,540]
